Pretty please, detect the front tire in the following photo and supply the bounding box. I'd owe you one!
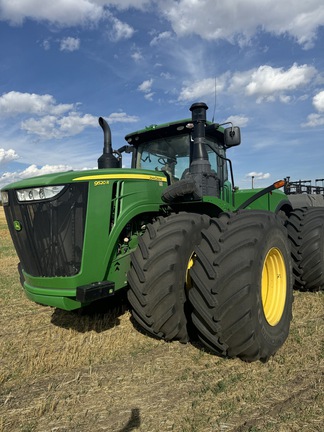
[189,210,293,362]
[127,212,209,342]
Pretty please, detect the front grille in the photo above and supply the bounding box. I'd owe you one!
[4,183,88,277]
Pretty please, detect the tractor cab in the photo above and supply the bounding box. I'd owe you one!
[124,112,240,191]
[98,102,241,198]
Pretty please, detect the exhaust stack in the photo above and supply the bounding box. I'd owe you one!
[98,117,121,169]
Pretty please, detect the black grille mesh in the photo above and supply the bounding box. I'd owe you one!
[4,183,88,277]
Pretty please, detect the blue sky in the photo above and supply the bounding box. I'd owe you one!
[1,0,324,190]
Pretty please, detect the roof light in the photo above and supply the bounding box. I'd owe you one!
[16,185,65,202]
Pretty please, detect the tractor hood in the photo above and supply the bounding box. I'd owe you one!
[1,168,168,191]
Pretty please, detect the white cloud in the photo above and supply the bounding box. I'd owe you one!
[178,77,226,102]
[21,113,97,138]
[18,164,72,177]
[0,148,19,164]
[279,95,291,104]
[0,0,103,26]
[0,164,73,189]
[60,37,80,52]
[302,90,324,127]
[0,91,139,139]
[175,63,317,107]
[160,0,324,48]
[102,0,150,9]
[109,16,135,41]
[223,115,249,128]
[21,111,138,138]
[150,31,172,46]
[0,91,73,116]
[1,0,323,50]
[42,39,51,50]
[313,90,324,112]
[244,64,316,101]
[144,92,154,101]
[302,113,324,127]
[59,113,96,133]
[21,116,58,138]
[160,72,172,80]
[138,79,153,92]
[131,50,143,62]
[106,112,139,123]
[0,0,152,22]
[137,79,155,101]
[246,172,271,180]
[228,63,317,103]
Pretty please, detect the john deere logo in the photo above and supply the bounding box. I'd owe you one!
[13,220,22,231]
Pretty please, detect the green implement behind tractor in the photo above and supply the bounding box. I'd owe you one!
[1,102,323,362]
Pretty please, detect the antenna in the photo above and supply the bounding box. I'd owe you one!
[211,76,217,123]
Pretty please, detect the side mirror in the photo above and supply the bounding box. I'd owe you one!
[224,126,241,147]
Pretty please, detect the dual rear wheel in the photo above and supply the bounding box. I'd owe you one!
[128,210,294,361]
[286,207,324,291]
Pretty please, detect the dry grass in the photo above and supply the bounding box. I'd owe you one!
[0,206,323,432]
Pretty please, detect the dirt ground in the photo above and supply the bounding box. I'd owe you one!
[0,207,323,432]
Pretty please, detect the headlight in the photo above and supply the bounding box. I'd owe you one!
[1,191,9,205]
[16,185,65,202]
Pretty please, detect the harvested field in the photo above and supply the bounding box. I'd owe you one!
[0,206,323,431]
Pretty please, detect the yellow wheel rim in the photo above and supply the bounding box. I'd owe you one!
[261,247,287,326]
[186,253,195,289]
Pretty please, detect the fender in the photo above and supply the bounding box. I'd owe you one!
[236,180,286,211]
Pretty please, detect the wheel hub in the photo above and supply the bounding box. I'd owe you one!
[261,247,287,326]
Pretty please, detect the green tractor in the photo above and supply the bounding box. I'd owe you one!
[1,102,323,362]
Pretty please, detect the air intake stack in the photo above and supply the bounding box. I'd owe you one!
[189,102,219,197]
[189,102,211,173]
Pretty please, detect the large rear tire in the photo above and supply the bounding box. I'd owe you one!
[286,207,324,291]
[189,210,293,362]
[127,212,209,342]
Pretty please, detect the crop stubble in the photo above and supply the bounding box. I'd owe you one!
[0,207,323,431]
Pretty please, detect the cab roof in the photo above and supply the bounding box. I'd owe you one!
[124,118,225,147]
